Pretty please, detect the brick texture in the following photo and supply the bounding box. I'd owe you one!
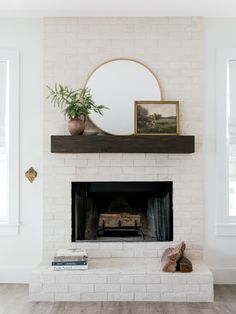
[43,17,204,260]
[30,259,213,302]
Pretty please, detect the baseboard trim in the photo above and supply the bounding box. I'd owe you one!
[0,266,31,283]
[211,267,236,284]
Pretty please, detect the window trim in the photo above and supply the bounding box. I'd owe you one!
[0,49,19,236]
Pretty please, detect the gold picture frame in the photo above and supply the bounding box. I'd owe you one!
[134,101,180,135]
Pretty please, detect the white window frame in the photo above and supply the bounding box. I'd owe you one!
[215,48,236,236]
[0,49,19,236]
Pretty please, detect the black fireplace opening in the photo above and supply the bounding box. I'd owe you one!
[72,181,173,242]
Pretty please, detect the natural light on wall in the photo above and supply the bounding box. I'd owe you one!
[228,60,236,217]
[0,61,9,222]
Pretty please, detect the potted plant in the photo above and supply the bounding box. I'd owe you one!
[46,84,107,135]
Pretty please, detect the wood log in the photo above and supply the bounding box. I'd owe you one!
[161,242,186,272]
[161,248,176,272]
[98,213,141,229]
[168,241,186,261]
[179,255,193,273]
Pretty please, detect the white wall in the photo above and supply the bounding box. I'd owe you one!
[204,18,236,283]
[0,18,43,283]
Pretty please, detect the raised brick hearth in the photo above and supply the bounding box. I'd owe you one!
[30,258,213,302]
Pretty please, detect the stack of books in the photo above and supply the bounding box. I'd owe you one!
[52,248,88,271]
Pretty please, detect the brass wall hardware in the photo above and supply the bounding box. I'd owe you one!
[25,167,37,183]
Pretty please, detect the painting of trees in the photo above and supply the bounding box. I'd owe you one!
[136,103,178,134]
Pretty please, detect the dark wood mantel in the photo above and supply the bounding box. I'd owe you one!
[51,135,195,154]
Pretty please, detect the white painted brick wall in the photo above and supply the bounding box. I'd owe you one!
[44,17,204,260]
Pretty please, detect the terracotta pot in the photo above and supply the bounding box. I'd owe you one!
[68,118,85,135]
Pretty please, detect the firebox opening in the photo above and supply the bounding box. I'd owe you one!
[72,182,173,242]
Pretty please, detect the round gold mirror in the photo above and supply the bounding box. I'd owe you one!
[86,59,162,135]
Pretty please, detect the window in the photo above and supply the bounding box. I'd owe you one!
[0,50,19,235]
[228,61,236,217]
[216,48,236,236]
[0,61,8,222]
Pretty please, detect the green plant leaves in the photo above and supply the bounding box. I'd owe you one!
[46,84,108,119]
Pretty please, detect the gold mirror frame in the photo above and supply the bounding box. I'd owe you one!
[84,58,163,136]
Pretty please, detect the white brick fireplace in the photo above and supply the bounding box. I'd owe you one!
[43,152,204,260]
[30,17,213,302]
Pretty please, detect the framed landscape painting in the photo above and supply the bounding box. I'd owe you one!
[134,101,179,135]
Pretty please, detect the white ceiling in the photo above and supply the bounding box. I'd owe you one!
[1,0,236,18]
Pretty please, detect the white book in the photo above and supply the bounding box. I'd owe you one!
[53,264,88,271]
[56,248,88,258]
